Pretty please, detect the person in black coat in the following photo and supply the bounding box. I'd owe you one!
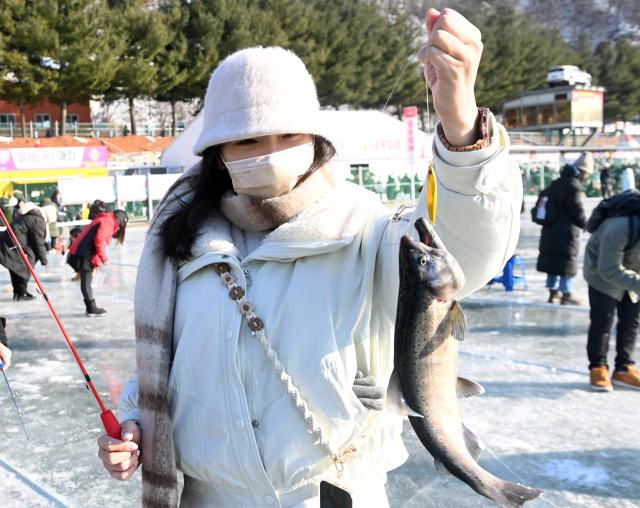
[0,202,48,300]
[600,163,614,199]
[537,151,593,306]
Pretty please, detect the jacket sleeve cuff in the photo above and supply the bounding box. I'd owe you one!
[433,114,512,196]
[434,113,501,167]
[118,407,140,424]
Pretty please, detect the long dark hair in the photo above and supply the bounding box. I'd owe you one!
[112,209,129,245]
[159,136,336,263]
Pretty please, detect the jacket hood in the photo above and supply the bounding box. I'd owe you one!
[17,202,46,222]
[561,164,583,180]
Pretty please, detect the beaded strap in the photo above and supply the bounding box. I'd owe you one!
[215,262,338,457]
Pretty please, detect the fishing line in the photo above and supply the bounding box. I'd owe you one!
[483,446,561,508]
[1,359,29,439]
[382,32,430,113]
[105,264,137,280]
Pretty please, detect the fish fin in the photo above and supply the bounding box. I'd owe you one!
[386,370,424,418]
[434,457,453,478]
[486,480,543,508]
[462,423,486,462]
[456,377,485,399]
[451,301,467,341]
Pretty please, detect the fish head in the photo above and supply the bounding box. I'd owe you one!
[399,218,465,302]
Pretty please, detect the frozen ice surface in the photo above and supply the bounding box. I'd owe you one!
[0,205,639,508]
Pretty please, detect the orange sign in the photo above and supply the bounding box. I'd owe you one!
[572,90,603,103]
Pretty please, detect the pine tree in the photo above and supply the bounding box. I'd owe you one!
[284,0,423,113]
[154,0,233,135]
[468,4,576,112]
[41,0,122,136]
[106,0,173,135]
[0,0,52,136]
[592,37,640,122]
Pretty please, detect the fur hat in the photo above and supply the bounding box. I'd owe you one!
[193,47,334,156]
[574,151,594,174]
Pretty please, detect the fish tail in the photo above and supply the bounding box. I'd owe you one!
[484,479,543,508]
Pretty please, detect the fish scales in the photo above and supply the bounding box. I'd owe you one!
[387,217,543,508]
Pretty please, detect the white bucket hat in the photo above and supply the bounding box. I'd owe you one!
[193,47,335,156]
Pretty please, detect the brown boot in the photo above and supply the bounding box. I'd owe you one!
[612,366,640,390]
[71,272,81,281]
[590,366,613,392]
[560,292,585,306]
[547,289,561,304]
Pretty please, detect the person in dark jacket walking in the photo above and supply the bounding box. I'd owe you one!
[600,163,614,199]
[537,152,593,306]
[67,210,128,316]
[0,203,48,300]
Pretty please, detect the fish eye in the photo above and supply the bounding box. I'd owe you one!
[420,257,427,266]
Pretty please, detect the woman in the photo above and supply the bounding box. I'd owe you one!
[51,190,67,222]
[98,9,521,508]
[0,202,48,301]
[537,151,592,306]
[67,210,128,316]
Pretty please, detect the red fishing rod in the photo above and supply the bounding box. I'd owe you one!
[0,207,122,439]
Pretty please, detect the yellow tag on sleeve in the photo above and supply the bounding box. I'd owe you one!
[427,162,437,224]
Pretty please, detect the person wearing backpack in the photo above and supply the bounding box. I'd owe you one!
[583,194,640,392]
[536,152,592,305]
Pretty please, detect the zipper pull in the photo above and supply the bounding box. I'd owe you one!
[243,267,253,286]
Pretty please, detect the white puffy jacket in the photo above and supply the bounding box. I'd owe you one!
[119,117,522,507]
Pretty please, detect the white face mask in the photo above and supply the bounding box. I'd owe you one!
[221,142,315,199]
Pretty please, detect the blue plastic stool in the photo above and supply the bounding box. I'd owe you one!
[488,254,528,292]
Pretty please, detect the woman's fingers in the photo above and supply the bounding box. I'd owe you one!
[430,8,482,46]
[120,419,142,445]
[108,459,140,481]
[97,434,139,453]
[427,30,473,63]
[420,46,461,80]
[425,8,439,37]
[98,447,140,466]
[97,419,142,481]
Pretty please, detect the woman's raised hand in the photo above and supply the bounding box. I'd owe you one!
[419,8,483,147]
[97,418,141,480]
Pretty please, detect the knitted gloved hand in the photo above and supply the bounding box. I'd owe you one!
[352,371,385,411]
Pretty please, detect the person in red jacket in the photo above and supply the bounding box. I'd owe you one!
[67,210,128,316]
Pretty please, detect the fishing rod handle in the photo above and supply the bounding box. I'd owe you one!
[101,410,123,439]
[0,359,4,369]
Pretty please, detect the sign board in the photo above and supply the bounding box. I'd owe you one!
[571,90,603,104]
[148,174,181,201]
[404,106,418,165]
[0,146,108,172]
[116,175,147,202]
[57,177,116,205]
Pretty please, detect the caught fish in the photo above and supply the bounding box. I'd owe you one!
[386,217,543,508]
